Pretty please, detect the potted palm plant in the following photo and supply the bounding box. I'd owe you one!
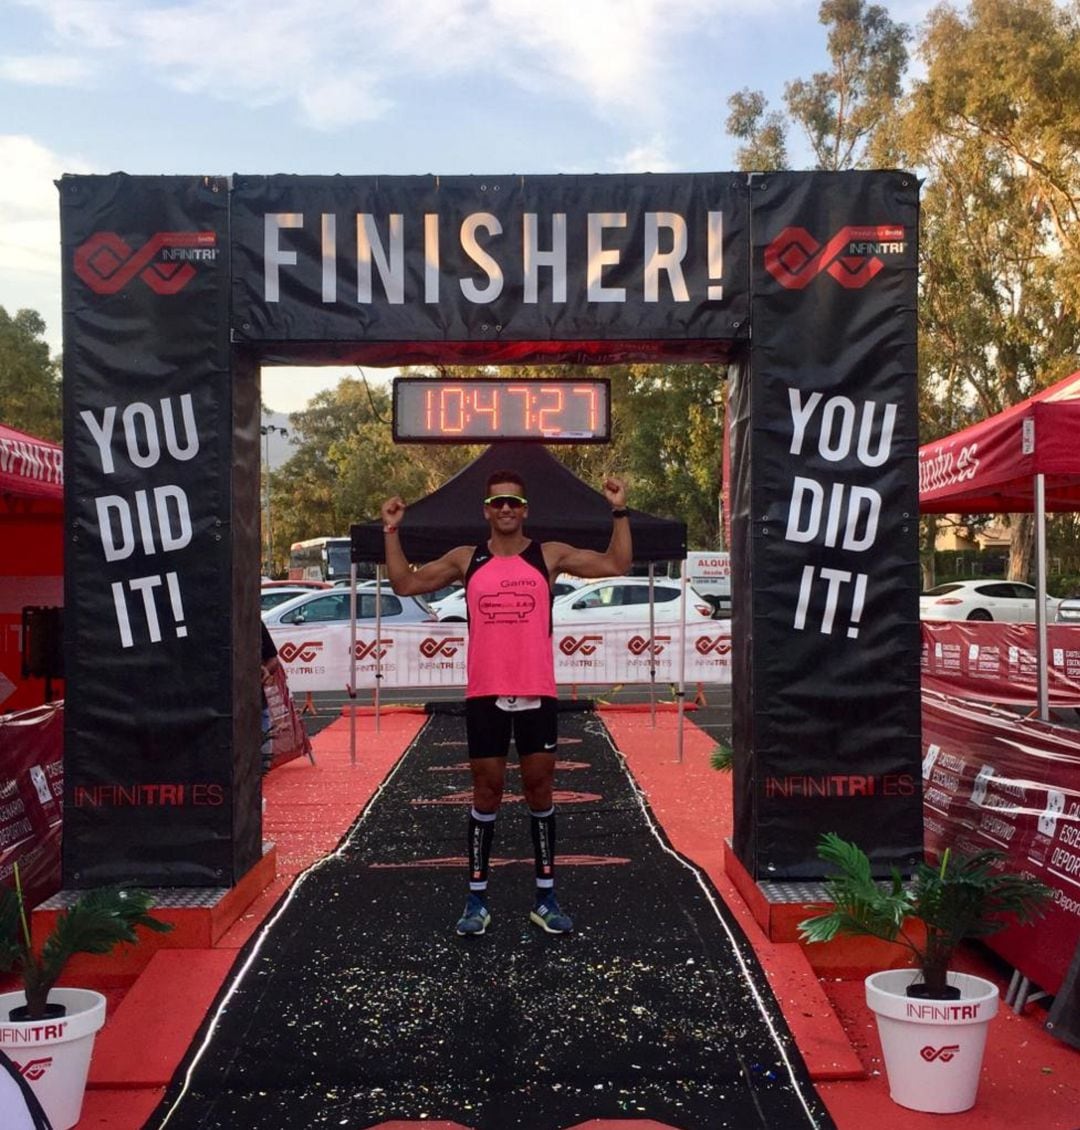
[0,864,173,1130]
[798,833,1052,1113]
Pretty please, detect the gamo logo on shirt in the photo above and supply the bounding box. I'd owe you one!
[478,592,536,621]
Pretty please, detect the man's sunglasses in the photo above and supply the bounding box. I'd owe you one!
[484,494,527,509]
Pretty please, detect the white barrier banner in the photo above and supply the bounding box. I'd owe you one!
[270,620,732,692]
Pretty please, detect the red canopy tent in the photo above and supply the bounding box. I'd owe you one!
[0,423,64,711]
[919,371,1080,514]
[918,371,1080,716]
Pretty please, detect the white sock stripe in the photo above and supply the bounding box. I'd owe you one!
[535,878,554,889]
[470,807,497,822]
[529,806,555,819]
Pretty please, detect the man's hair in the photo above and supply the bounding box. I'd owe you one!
[485,470,526,495]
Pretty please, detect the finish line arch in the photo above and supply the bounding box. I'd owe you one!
[59,170,921,887]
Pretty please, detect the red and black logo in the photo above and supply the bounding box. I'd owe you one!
[278,641,324,664]
[764,225,905,290]
[920,1044,960,1063]
[354,639,393,661]
[695,636,731,656]
[18,1056,53,1081]
[74,230,218,294]
[419,637,465,658]
[627,634,671,656]
[559,635,603,656]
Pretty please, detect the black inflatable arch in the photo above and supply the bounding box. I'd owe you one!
[60,171,922,887]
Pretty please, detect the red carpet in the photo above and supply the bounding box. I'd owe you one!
[64,706,1077,1128]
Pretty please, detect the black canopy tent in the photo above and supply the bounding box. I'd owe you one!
[347,442,690,748]
[350,442,687,563]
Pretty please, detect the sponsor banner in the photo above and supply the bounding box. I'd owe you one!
[60,174,248,886]
[263,663,312,770]
[921,621,1080,706]
[230,174,750,347]
[0,424,63,500]
[922,690,1080,997]
[733,170,923,878]
[269,621,733,692]
[0,703,63,911]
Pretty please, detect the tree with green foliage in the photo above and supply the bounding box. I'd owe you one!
[726,0,909,171]
[879,0,1080,580]
[0,306,61,441]
[269,363,728,571]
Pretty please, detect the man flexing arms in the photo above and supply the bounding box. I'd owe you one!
[382,470,631,935]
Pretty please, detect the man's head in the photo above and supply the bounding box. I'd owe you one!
[483,470,528,531]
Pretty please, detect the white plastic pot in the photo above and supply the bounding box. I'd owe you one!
[0,987,107,1130]
[865,969,999,1114]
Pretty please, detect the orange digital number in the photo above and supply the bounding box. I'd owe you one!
[537,386,565,433]
[572,385,599,431]
[471,385,500,432]
[440,387,466,433]
[506,386,532,432]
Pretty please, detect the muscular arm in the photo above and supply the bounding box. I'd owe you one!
[543,476,633,580]
[380,496,470,596]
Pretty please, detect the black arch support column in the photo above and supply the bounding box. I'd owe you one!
[60,174,260,887]
[730,170,923,879]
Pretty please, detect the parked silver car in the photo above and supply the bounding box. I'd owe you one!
[262,587,435,626]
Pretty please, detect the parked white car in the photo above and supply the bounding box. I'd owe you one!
[1056,596,1080,623]
[552,577,715,624]
[919,580,1061,622]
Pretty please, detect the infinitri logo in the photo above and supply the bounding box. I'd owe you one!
[764,225,905,290]
[74,231,218,294]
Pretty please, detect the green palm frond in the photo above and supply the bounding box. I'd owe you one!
[1,868,173,1019]
[799,833,1053,991]
[710,743,734,772]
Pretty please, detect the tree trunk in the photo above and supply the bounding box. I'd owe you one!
[1007,513,1034,582]
[920,516,938,590]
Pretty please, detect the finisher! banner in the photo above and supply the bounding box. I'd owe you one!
[230,174,749,352]
[269,621,733,693]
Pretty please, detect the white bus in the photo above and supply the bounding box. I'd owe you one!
[287,537,364,584]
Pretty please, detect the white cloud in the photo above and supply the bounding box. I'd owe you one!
[0,53,93,85]
[0,135,95,276]
[13,0,760,130]
[609,136,679,174]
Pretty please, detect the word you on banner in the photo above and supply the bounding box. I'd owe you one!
[269,620,733,693]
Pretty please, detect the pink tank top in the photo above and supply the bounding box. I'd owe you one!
[465,541,557,698]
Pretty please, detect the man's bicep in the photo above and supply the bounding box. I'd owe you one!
[406,549,468,592]
[548,544,618,580]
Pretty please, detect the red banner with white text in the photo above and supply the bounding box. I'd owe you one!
[0,703,63,911]
[921,690,1080,999]
[921,621,1080,707]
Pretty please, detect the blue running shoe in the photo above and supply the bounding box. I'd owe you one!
[455,893,491,936]
[529,891,573,934]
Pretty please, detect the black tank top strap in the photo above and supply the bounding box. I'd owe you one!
[464,542,490,588]
[520,539,549,584]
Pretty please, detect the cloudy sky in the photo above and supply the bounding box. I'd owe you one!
[2,0,934,413]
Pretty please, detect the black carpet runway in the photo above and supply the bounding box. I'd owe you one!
[145,712,834,1130]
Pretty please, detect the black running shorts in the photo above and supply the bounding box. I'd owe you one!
[465,696,558,758]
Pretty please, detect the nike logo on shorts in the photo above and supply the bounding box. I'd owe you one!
[543,741,557,750]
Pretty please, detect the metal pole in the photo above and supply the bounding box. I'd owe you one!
[1035,473,1049,721]
[348,562,358,766]
[374,565,384,732]
[677,566,687,764]
[648,564,656,727]
[262,429,271,574]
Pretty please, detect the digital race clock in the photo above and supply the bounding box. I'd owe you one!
[392,377,611,443]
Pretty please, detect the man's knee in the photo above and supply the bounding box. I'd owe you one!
[471,760,506,810]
